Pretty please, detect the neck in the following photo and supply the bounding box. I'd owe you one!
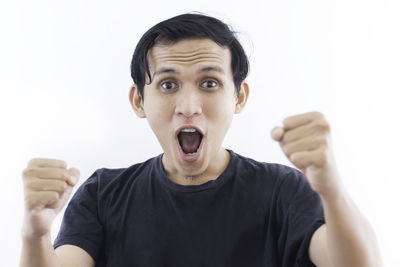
[163,148,230,186]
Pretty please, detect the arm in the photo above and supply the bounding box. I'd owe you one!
[20,233,61,267]
[20,158,95,267]
[271,112,383,267]
[309,191,383,267]
[20,235,94,267]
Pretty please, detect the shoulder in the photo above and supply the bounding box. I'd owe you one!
[76,155,161,196]
[230,150,305,183]
[229,150,314,202]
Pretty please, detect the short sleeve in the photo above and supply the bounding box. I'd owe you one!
[276,168,325,267]
[53,169,104,262]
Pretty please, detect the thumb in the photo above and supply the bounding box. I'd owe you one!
[271,126,284,141]
[66,167,80,186]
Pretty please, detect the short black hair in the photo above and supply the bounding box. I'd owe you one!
[130,13,249,98]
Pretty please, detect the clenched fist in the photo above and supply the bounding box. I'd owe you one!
[21,158,80,238]
[271,112,343,197]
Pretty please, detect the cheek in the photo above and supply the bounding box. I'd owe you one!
[144,96,173,131]
[144,87,169,112]
[204,93,236,125]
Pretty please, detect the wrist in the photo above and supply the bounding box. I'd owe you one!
[308,164,345,200]
[22,230,51,244]
[21,214,52,241]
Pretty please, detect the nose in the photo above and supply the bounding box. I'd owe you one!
[174,87,203,118]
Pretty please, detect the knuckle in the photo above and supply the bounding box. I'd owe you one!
[56,169,68,180]
[59,181,68,192]
[50,192,60,201]
[312,111,325,119]
[24,192,35,207]
[59,160,67,168]
[283,117,290,126]
[28,158,39,167]
[314,120,330,132]
[21,168,28,178]
[61,169,69,179]
[22,168,35,178]
[317,138,327,147]
[24,179,35,189]
[22,168,29,176]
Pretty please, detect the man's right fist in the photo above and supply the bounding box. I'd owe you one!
[21,158,80,238]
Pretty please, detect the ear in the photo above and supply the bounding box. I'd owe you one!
[129,84,146,118]
[234,81,250,114]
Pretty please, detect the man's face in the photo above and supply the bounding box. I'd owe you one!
[130,38,248,183]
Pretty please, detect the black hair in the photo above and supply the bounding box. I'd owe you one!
[130,13,249,98]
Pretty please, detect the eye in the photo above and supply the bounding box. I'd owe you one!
[160,81,178,91]
[200,79,218,89]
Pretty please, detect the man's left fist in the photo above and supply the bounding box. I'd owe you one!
[271,111,342,197]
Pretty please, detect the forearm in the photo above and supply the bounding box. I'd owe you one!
[320,189,383,267]
[20,232,62,267]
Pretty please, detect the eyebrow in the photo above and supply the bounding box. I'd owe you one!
[153,66,225,77]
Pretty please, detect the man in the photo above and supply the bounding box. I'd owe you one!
[20,13,382,266]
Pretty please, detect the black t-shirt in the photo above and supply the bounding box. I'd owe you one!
[54,149,325,266]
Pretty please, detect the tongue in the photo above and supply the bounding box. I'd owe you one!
[179,132,202,154]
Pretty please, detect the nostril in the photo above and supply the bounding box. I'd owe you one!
[175,101,202,117]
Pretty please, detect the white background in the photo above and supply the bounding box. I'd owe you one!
[1,0,399,265]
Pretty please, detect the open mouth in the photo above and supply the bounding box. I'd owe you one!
[177,128,203,155]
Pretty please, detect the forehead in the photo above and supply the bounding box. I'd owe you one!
[147,38,232,72]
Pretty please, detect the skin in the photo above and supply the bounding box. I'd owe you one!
[20,159,94,267]
[129,38,249,185]
[271,112,383,267]
[19,38,382,267]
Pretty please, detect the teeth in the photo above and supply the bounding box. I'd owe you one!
[181,128,196,133]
